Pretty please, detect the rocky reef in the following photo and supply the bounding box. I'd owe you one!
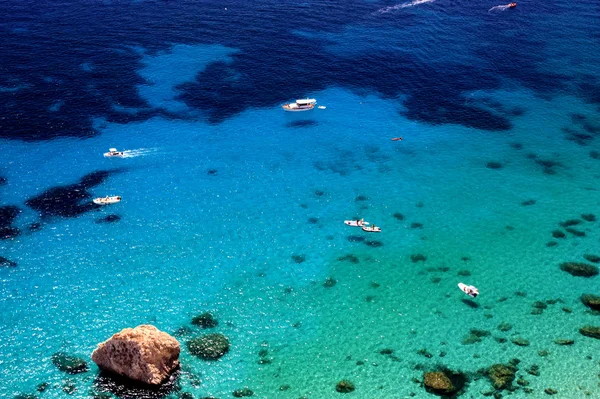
[335,380,355,393]
[487,363,516,390]
[187,333,230,360]
[559,262,598,277]
[52,352,89,374]
[191,312,218,329]
[91,325,180,385]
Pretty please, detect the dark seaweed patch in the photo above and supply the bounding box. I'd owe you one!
[25,170,117,218]
[338,254,359,263]
[581,214,596,222]
[206,169,218,176]
[291,254,305,264]
[486,161,502,169]
[410,222,423,229]
[521,199,536,206]
[365,240,383,248]
[307,217,319,224]
[0,205,21,239]
[393,212,405,220]
[411,254,427,263]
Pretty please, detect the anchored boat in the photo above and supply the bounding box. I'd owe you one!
[93,196,122,205]
[282,98,316,112]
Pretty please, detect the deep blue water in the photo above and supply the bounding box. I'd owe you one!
[1,0,600,398]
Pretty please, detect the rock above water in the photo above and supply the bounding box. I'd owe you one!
[487,364,516,390]
[91,325,180,385]
[187,333,230,360]
[559,262,599,277]
[423,372,455,395]
[581,294,600,310]
[579,326,600,339]
[52,352,89,374]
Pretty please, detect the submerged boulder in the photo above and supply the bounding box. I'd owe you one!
[191,312,218,329]
[559,262,599,277]
[581,294,600,310]
[423,369,466,396]
[52,352,89,374]
[335,380,355,393]
[187,333,229,360]
[91,325,180,386]
[579,326,600,339]
[487,364,516,390]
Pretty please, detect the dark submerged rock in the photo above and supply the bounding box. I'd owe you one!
[206,169,218,176]
[0,256,17,267]
[422,369,466,396]
[323,277,337,288]
[487,364,516,390]
[545,241,558,247]
[565,227,585,237]
[486,162,502,169]
[335,380,355,393]
[581,213,596,222]
[347,235,365,243]
[560,262,599,277]
[411,254,427,263]
[579,326,600,339]
[511,337,530,346]
[521,199,536,206]
[355,195,369,202]
[0,205,21,239]
[191,312,218,329]
[307,217,319,224]
[52,352,89,374]
[497,322,512,332]
[583,254,600,263]
[25,170,116,218]
[410,222,423,229]
[393,212,405,220]
[553,338,574,345]
[365,240,383,248]
[232,388,253,397]
[291,254,305,264]
[338,254,359,263]
[551,230,566,239]
[560,219,581,228]
[581,294,600,310]
[544,388,557,395]
[93,369,180,399]
[187,334,230,360]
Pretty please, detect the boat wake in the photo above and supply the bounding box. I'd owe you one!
[376,0,435,14]
[121,148,157,158]
[488,5,510,12]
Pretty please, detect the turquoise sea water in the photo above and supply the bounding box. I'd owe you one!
[2,1,600,398]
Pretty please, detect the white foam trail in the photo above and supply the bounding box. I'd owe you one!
[121,148,158,158]
[376,0,435,14]
[488,5,510,12]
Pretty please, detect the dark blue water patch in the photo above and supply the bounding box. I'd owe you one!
[286,120,318,128]
[0,205,21,240]
[0,176,7,186]
[0,0,597,141]
[93,369,180,399]
[25,170,121,219]
[347,235,365,243]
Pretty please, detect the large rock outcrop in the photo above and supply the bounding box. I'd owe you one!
[91,325,180,386]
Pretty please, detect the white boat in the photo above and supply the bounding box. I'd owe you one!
[282,98,316,112]
[104,148,125,157]
[344,219,369,227]
[362,225,381,233]
[458,282,479,298]
[93,196,122,205]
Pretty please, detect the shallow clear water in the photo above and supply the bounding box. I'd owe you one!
[1,1,600,398]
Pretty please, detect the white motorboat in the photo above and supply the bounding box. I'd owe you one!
[282,98,316,112]
[93,196,122,205]
[104,148,125,157]
[344,219,369,227]
[362,225,381,233]
[458,283,479,298]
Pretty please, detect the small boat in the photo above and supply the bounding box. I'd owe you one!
[362,225,381,233]
[344,219,369,227]
[458,282,479,298]
[507,2,516,8]
[391,137,403,141]
[93,196,122,205]
[104,148,125,157]
[282,98,316,112]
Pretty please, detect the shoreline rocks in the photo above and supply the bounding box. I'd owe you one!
[91,325,180,386]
